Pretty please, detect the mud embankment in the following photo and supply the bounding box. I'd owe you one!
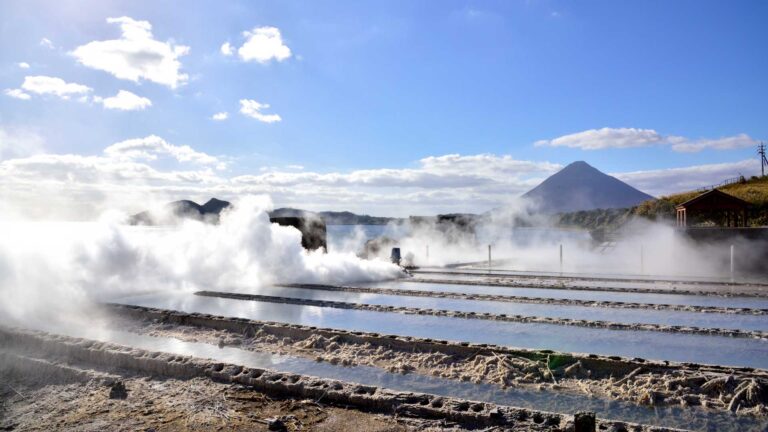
[0,326,684,432]
[0,350,120,385]
[195,291,768,340]
[280,283,768,316]
[412,270,768,290]
[410,277,768,298]
[108,303,768,416]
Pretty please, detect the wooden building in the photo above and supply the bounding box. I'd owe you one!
[675,189,750,227]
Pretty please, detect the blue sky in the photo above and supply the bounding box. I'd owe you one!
[1,0,766,217]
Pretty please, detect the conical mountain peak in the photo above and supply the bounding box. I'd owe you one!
[522,162,653,213]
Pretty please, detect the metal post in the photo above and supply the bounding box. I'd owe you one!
[488,244,492,271]
[559,244,563,274]
[730,245,735,282]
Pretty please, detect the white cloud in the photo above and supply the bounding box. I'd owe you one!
[236,27,291,63]
[0,127,44,160]
[614,159,760,197]
[19,75,92,99]
[104,135,221,167]
[99,90,152,111]
[39,38,54,49]
[4,89,31,100]
[239,99,281,123]
[220,42,233,56]
[534,127,664,150]
[535,127,760,153]
[211,112,229,121]
[420,154,560,177]
[233,154,558,191]
[2,131,758,218]
[0,146,559,217]
[71,17,189,88]
[669,133,758,153]
[17,62,30,69]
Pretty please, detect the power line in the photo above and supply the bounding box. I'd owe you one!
[759,142,768,177]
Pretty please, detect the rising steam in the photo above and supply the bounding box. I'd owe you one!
[356,198,756,280]
[0,195,403,329]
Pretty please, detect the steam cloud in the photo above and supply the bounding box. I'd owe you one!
[0,193,760,336]
[353,198,754,279]
[0,195,403,329]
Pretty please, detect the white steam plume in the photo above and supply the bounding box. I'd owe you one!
[363,198,753,280]
[0,195,403,329]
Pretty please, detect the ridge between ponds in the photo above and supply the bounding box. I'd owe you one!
[278,283,768,316]
[194,291,768,340]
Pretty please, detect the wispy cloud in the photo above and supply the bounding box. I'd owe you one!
[4,88,31,100]
[614,159,759,196]
[104,135,222,167]
[96,90,152,111]
[39,38,54,49]
[239,99,281,123]
[668,133,758,153]
[18,75,92,99]
[0,126,44,160]
[535,127,760,153]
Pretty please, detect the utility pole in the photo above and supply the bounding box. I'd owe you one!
[759,142,768,177]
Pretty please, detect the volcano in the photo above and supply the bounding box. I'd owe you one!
[522,161,653,213]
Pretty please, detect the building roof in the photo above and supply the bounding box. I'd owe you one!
[676,189,750,211]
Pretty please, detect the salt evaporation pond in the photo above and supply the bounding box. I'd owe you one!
[368,280,768,309]
[115,292,768,369]
[252,286,768,331]
[23,323,768,432]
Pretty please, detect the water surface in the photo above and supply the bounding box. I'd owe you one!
[257,285,768,332]
[14,323,766,432]
[116,292,768,369]
[368,280,768,309]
